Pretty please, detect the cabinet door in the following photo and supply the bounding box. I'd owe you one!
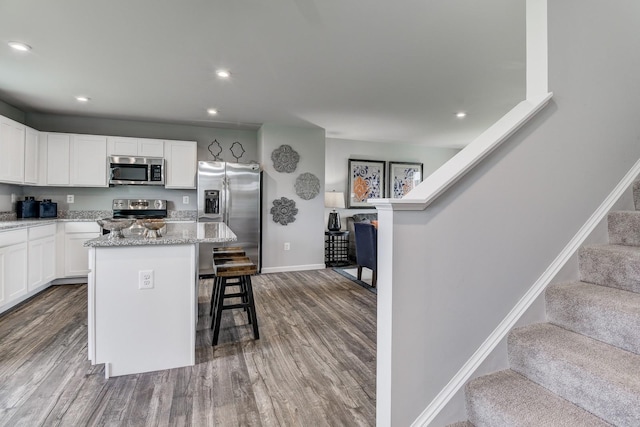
[47,133,71,185]
[28,236,56,291]
[138,139,164,157]
[24,127,39,184]
[164,140,197,189]
[65,231,100,277]
[71,134,107,187]
[107,136,138,156]
[0,242,28,304]
[0,116,26,183]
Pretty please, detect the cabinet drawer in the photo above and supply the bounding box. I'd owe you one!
[28,223,56,240]
[65,222,100,233]
[0,229,28,247]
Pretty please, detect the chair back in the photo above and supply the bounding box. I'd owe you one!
[354,222,377,271]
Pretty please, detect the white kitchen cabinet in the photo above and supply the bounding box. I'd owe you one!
[107,137,164,157]
[46,133,71,185]
[64,222,100,277]
[44,133,107,187]
[0,115,26,183]
[71,134,107,187]
[164,140,197,189]
[0,229,28,306]
[28,224,56,291]
[24,126,39,184]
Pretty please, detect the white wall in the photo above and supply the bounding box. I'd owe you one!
[325,138,459,227]
[380,1,640,426]
[258,124,326,272]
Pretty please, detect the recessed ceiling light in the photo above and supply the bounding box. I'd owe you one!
[207,108,218,115]
[215,69,231,79]
[456,112,467,119]
[8,41,31,52]
[75,96,90,102]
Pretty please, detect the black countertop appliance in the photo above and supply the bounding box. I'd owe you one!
[16,197,39,218]
[39,199,58,218]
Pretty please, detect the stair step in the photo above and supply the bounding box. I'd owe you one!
[465,370,609,427]
[546,282,640,355]
[579,244,640,292]
[608,211,640,246]
[508,323,640,426]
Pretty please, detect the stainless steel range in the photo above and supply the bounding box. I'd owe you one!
[112,199,167,219]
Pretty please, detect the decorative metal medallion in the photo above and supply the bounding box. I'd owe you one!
[207,139,223,160]
[270,197,298,225]
[230,141,246,162]
[271,144,300,173]
[294,172,320,200]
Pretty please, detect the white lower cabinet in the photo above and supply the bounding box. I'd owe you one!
[28,224,56,291]
[64,222,100,277]
[0,229,29,307]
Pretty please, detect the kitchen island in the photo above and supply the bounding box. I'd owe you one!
[85,222,236,378]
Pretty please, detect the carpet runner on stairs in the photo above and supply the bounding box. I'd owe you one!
[453,182,640,426]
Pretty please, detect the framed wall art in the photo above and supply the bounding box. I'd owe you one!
[388,162,423,199]
[347,159,386,208]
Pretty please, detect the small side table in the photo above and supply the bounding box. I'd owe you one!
[325,231,350,267]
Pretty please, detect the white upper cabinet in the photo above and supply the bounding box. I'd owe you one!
[0,115,26,183]
[23,126,39,184]
[164,140,197,189]
[44,133,108,187]
[71,134,107,187]
[107,136,164,157]
[46,133,71,186]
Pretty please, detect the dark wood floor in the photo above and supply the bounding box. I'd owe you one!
[0,269,376,426]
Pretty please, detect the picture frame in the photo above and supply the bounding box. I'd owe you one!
[347,159,386,208]
[388,162,423,199]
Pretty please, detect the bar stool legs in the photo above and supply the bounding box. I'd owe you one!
[210,256,259,346]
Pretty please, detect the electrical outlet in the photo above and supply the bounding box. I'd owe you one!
[182,195,189,204]
[139,270,154,289]
[284,242,290,251]
[67,195,74,203]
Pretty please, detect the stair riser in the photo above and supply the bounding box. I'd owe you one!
[579,247,640,293]
[546,284,640,355]
[508,328,640,426]
[608,211,640,246]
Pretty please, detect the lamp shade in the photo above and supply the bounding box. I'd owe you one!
[324,191,345,209]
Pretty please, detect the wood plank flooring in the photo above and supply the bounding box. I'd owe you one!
[0,269,376,426]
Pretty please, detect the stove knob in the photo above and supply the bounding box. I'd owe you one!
[154,200,164,209]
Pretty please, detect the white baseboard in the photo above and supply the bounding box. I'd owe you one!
[413,158,640,427]
[261,263,326,274]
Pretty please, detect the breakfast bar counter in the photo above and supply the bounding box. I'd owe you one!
[84,222,236,378]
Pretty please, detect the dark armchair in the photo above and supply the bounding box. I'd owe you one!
[354,222,377,287]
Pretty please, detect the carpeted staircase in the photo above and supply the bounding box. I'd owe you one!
[455,185,640,426]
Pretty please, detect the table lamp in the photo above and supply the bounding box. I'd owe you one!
[325,191,345,231]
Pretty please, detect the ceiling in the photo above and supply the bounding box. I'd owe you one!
[0,0,525,149]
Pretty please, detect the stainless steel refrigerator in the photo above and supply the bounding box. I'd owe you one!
[197,161,261,275]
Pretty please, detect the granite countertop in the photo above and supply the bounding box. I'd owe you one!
[84,222,237,247]
[0,210,196,232]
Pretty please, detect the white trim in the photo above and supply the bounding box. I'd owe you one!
[412,157,640,427]
[371,93,553,212]
[260,263,326,274]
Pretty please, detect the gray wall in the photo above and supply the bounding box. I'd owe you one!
[258,124,326,272]
[383,1,640,425]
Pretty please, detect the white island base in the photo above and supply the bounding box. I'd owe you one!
[88,244,198,378]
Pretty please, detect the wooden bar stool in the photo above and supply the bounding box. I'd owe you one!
[211,257,259,346]
[210,248,246,315]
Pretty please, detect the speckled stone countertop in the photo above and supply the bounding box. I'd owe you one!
[84,222,236,247]
[0,210,196,231]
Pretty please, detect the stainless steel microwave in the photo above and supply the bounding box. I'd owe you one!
[108,156,165,186]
